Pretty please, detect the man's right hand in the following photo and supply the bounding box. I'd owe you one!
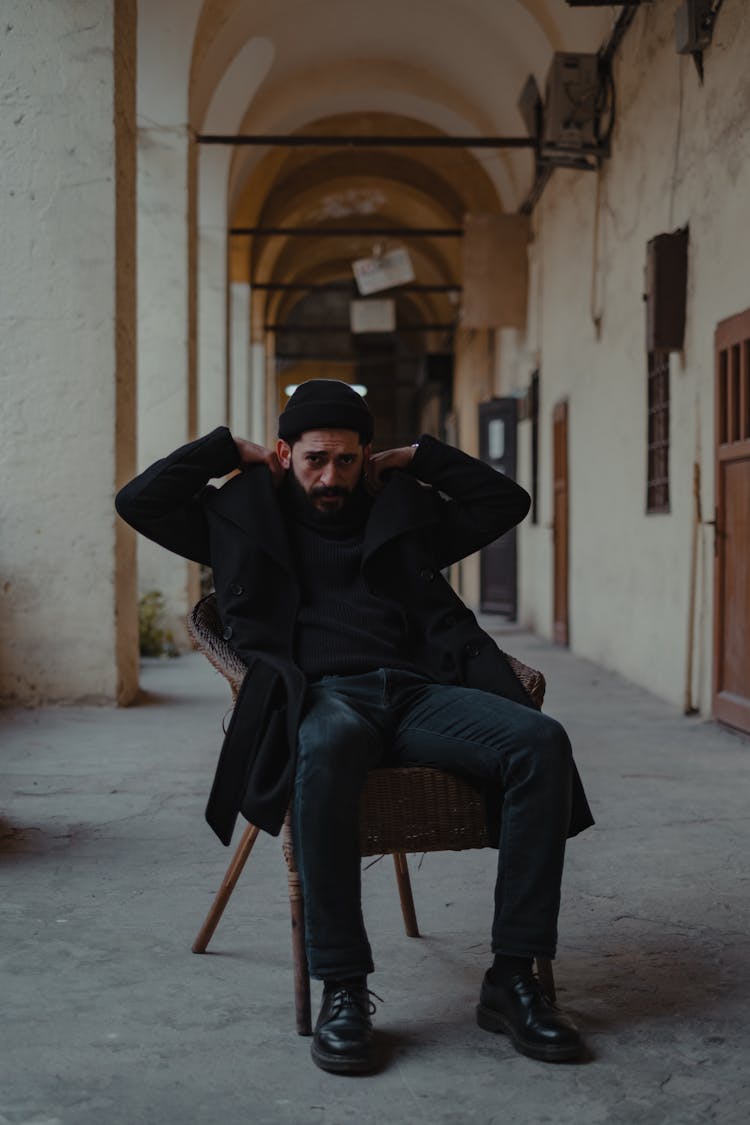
[233,438,285,487]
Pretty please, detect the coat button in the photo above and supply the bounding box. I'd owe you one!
[419,567,436,582]
[222,625,233,640]
[464,642,480,658]
[230,583,244,596]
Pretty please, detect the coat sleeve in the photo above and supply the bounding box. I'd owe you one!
[405,433,531,569]
[115,426,241,565]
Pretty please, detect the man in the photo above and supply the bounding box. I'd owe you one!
[116,379,593,1074]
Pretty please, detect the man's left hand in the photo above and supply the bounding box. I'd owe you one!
[366,445,416,493]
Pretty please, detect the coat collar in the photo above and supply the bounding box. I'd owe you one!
[208,466,438,574]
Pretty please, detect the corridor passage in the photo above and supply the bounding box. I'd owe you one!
[2,625,749,1124]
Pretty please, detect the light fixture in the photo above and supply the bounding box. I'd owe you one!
[283,382,368,398]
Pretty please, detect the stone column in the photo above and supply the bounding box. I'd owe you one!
[249,288,267,445]
[229,282,252,437]
[197,149,231,435]
[136,119,192,646]
[250,341,268,445]
[134,0,204,647]
[452,326,495,609]
[0,0,138,703]
[264,332,279,447]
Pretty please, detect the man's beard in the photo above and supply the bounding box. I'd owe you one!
[287,465,365,524]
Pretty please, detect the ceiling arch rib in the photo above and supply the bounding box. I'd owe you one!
[228,115,502,259]
[251,183,463,262]
[252,151,470,227]
[252,225,460,301]
[225,63,522,215]
[253,173,466,262]
[227,112,503,293]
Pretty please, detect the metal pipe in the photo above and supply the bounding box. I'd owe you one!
[197,133,535,149]
[267,323,456,333]
[231,226,463,237]
[252,282,462,293]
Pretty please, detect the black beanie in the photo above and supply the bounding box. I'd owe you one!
[278,379,373,444]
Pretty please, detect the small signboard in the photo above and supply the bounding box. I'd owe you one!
[352,246,415,295]
[350,298,396,334]
[462,214,530,329]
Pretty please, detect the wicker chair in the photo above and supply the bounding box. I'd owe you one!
[188,593,554,1035]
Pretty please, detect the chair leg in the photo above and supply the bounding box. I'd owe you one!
[283,818,312,1036]
[192,822,261,953]
[393,852,420,938]
[536,956,556,1002]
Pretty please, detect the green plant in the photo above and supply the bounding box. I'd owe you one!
[138,590,178,658]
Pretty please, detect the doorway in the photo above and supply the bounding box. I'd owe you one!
[552,399,569,646]
[713,310,750,734]
[479,398,518,617]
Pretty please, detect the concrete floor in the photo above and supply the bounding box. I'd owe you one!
[2,627,750,1125]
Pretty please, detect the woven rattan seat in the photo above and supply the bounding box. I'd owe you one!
[188,593,553,1034]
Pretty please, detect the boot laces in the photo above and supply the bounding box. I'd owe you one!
[325,984,382,1018]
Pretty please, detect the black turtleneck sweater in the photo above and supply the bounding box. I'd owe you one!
[282,478,423,679]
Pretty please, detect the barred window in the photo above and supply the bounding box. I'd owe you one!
[647,350,670,513]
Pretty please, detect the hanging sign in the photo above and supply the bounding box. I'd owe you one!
[350,299,396,334]
[352,246,415,295]
[461,214,530,329]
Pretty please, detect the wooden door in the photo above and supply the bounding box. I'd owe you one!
[552,400,570,646]
[479,399,519,617]
[714,311,750,733]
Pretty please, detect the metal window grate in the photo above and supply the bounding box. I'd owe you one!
[647,350,671,513]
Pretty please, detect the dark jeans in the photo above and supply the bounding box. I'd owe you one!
[292,669,573,981]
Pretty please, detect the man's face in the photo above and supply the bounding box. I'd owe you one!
[276,429,371,515]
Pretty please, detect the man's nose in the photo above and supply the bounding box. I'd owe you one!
[320,463,339,487]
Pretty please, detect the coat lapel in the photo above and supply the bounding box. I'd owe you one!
[208,466,295,575]
[362,472,439,568]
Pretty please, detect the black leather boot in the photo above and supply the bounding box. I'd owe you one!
[311,979,377,1074]
[477,969,585,1062]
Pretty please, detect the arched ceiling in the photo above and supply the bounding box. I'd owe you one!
[191,0,614,327]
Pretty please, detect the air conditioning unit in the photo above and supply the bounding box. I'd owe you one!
[542,53,604,164]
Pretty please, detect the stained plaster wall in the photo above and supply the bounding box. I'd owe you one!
[0,1,137,703]
[508,0,750,713]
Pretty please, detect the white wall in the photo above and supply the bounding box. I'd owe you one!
[510,0,750,713]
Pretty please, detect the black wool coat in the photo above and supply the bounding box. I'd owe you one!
[115,426,594,846]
